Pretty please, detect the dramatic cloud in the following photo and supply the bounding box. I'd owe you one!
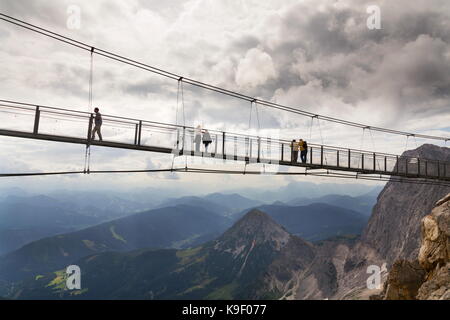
[235,47,277,89]
[0,0,448,193]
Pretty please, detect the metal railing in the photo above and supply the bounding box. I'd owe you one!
[0,101,449,181]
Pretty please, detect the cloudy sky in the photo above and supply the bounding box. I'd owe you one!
[0,0,449,194]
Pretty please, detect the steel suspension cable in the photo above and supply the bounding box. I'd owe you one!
[1,12,448,142]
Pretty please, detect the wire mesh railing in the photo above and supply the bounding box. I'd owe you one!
[0,101,449,181]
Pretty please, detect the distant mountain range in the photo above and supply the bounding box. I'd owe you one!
[233,182,383,204]
[157,193,262,216]
[0,181,383,299]
[238,203,368,241]
[286,190,379,216]
[1,145,447,300]
[6,210,318,299]
[0,205,231,282]
[0,195,103,255]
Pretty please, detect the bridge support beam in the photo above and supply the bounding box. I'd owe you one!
[348,149,351,169]
[222,132,226,160]
[137,121,142,146]
[87,113,93,142]
[337,150,340,167]
[33,106,40,135]
[321,146,323,166]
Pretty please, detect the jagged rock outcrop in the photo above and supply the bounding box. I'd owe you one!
[379,260,426,299]
[333,145,450,300]
[362,145,450,266]
[376,193,450,300]
[416,193,450,299]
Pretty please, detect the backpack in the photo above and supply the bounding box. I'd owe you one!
[303,141,308,150]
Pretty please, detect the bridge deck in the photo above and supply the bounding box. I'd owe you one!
[0,101,449,182]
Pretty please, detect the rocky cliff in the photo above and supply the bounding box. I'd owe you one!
[322,144,450,299]
[375,193,450,300]
[362,144,450,266]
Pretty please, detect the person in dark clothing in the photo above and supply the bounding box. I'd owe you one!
[299,139,308,163]
[91,107,103,141]
[290,139,299,163]
[202,129,212,153]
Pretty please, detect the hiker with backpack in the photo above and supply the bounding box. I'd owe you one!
[299,139,308,163]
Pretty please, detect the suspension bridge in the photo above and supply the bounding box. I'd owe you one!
[0,13,449,186]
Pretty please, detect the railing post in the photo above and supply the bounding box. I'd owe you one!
[348,149,351,168]
[384,156,387,173]
[337,150,340,167]
[87,113,93,141]
[425,160,428,176]
[320,146,324,166]
[134,123,139,145]
[310,147,312,164]
[373,153,376,172]
[33,106,40,135]
[257,137,261,163]
[396,156,399,173]
[137,120,142,146]
[417,158,420,177]
[181,126,186,152]
[215,134,218,155]
[281,144,284,162]
[245,137,249,157]
[222,132,226,159]
[361,153,364,170]
[234,136,237,160]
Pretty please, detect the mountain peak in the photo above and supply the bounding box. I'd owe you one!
[215,209,291,252]
[403,144,450,162]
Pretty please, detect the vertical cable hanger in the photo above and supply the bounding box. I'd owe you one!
[84,47,94,174]
[253,99,265,173]
[356,126,367,176]
[309,116,315,141]
[244,99,256,174]
[369,128,381,171]
[171,78,184,171]
[317,117,328,166]
[178,77,188,171]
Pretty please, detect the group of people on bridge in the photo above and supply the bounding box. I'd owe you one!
[290,139,308,164]
[88,107,308,165]
[194,125,212,153]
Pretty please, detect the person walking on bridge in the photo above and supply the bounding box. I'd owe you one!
[290,139,299,163]
[299,139,308,163]
[91,107,103,141]
[194,125,202,153]
[202,129,212,153]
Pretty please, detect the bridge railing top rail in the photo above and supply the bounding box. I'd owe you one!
[0,100,448,166]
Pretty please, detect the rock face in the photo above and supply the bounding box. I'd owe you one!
[381,260,425,300]
[416,193,450,300]
[377,193,450,300]
[330,145,450,300]
[362,144,450,266]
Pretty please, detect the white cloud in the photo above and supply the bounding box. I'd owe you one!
[0,0,448,193]
[235,47,277,89]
